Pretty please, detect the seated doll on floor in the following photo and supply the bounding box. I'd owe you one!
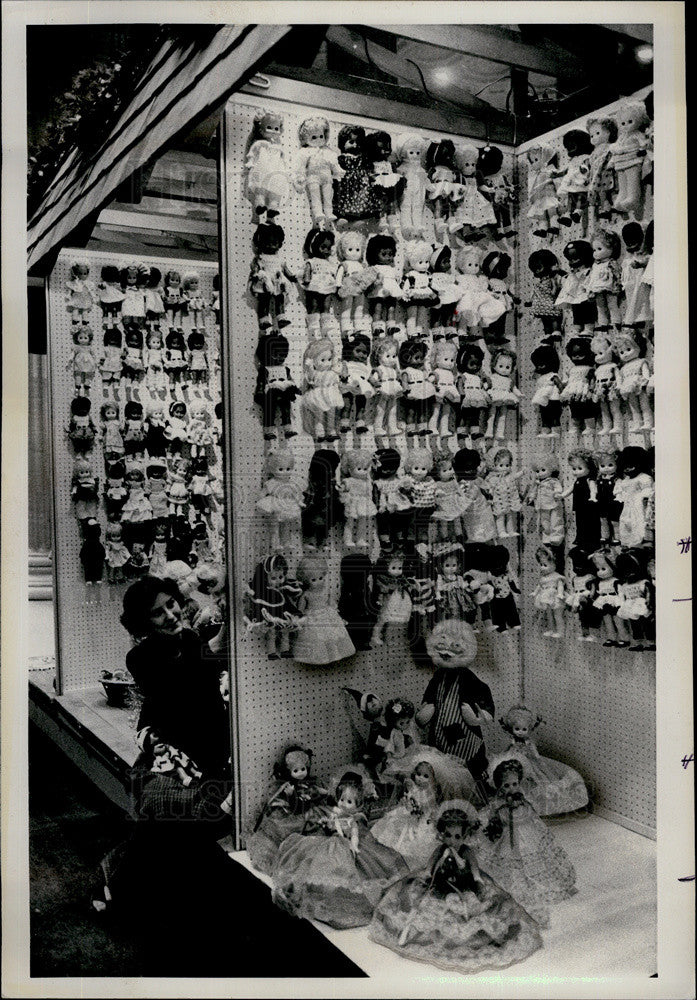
[271,769,408,929]
[490,705,589,816]
[477,758,577,927]
[368,799,543,973]
[247,744,328,875]
[372,744,476,869]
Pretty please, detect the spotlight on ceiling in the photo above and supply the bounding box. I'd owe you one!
[634,43,653,65]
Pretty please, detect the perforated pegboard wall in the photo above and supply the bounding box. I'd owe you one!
[516,90,655,837]
[47,249,223,693]
[220,96,522,839]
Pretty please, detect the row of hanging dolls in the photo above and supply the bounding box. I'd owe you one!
[238,616,590,971]
[66,259,220,402]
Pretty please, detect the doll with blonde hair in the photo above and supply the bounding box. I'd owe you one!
[401,241,438,338]
[394,133,430,239]
[525,145,560,237]
[587,229,623,329]
[609,101,650,216]
[448,144,497,239]
[245,109,291,220]
[256,450,303,549]
[294,116,344,226]
[335,232,371,334]
[302,338,343,442]
[293,553,355,664]
[340,449,377,550]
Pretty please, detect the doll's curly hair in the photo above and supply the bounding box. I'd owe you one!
[256,332,290,366]
[528,248,561,275]
[372,447,401,479]
[341,448,374,477]
[398,338,428,369]
[481,251,512,279]
[252,223,285,254]
[565,337,595,365]
[304,227,335,257]
[365,234,397,267]
[402,448,434,476]
[616,445,649,478]
[336,231,365,261]
[456,341,485,373]
[298,115,330,145]
[530,344,560,374]
[563,240,594,269]
[567,449,597,478]
[296,552,329,587]
[434,801,481,836]
[586,116,618,143]
[614,330,647,359]
[273,743,313,782]
[499,704,542,736]
[263,449,295,478]
[337,124,366,154]
[492,758,525,789]
[591,228,622,260]
[425,619,477,665]
[384,697,415,730]
[562,128,593,157]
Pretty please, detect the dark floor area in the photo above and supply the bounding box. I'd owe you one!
[29,723,367,978]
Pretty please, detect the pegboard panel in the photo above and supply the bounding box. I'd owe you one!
[47,249,225,693]
[515,91,656,836]
[220,97,523,840]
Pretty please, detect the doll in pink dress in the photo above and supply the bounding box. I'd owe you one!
[256,449,303,550]
[294,116,344,227]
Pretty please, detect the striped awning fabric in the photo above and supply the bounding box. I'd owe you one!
[27,24,290,271]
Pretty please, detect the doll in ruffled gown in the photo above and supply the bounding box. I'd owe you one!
[248,744,328,875]
[245,110,291,220]
[492,705,588,816]
[368,800,543,973]
[272,771,408,928]
[256,450,303,550]
[293,553,355,665]
[478,759,576,927]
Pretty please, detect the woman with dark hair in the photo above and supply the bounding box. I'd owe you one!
[94,576,231,919]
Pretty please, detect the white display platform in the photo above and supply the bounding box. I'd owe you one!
[229,813,656,983]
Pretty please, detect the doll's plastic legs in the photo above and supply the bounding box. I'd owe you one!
[371,301,386,336]
[486,404,505,440]
[265,627,281,659]
[495,514,508,538]
[339,300,353,335]
[385,398,399,440]
[370,614,387,648]
[615,166,642,216]
[268,517,281,551]
[274,294,290,328]
[305,180,324,226]
[306,310,321,339]
[386,302,400,335]
[504,512,519,537]
[374,399,389,442]
[637,391,653,430]
[405,304,419,339]
[624,393,643,432]
[257,293,273,330]
[319,310,333,335]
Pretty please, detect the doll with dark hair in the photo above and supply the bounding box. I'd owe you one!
[120,264,146,327]
[248,744,328,875]
[370,553,413,648]
[144,266,164,323]
[100,326,123,394]
[71,459,99,530]
[620,222,651,328]
[587,228,623,329]
[369,798,543,971]
[480,251,516,344]
[455,342,490,442]
[164,329,187,386]
[560,337,597,439]
[479,759,576,926]
[591,334,622,438]
[615,548,655,652]
[565,546,601,641]
[425,139,460,239]
[587,116,619,224]
[372,447,411,551]
[104,459,128,520]
[556,129,593,229]
[615,446,653,548]
[488,545,521,633]
[428,244,460,339]
[401,449,436,553]
[100,401,124,460]
[454,448,496,544]
[163,270,183,325]
[406,552,437,665]
[462,543,495,630]
[338,552,376,651]
[589,547,631,648]
[477,144,515,237]
[98,264,125,321]
[272,770,408,929]
[253,333,299,442]
[68,395,96,454]
[339,333,373,434]
[248,223,297,331]
[122,401,146,458]
[556,240,597,336]
[333,124,376,226]
[399,339,435,440]
[243,553,302,659]
[485,348,522,441]
[187,330,208,386]
[301,449,343,549]
[434,547,475,625]
[301,227,338,337]
[121,327,144,398]
[530,344,561,437]
[365,234,402,337]
[596,449,623,543]
[560,450,601,553]
[524,249,563,344]
[363,130,405,234]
